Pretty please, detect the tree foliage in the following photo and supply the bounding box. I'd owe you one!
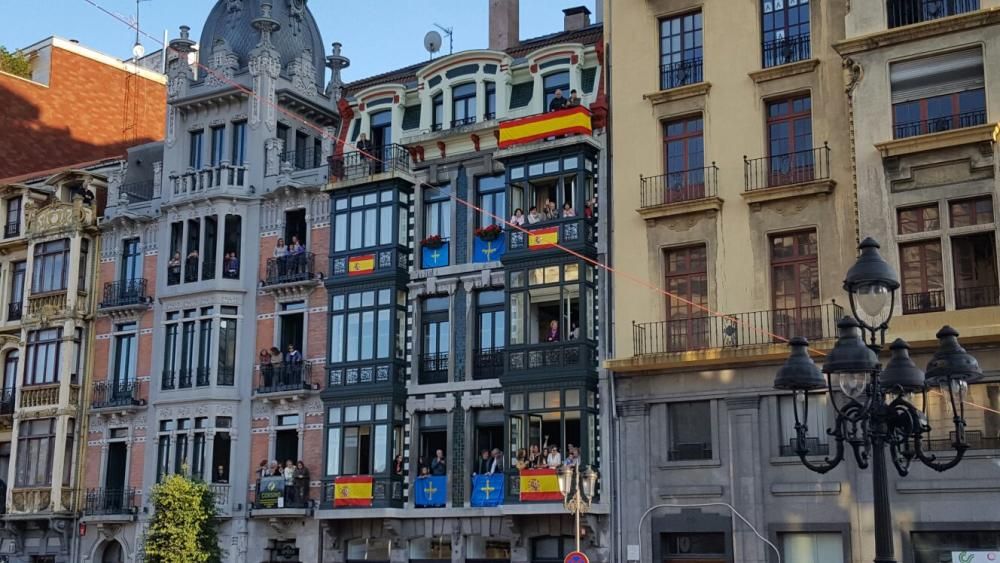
[144,473,222,563]
[0,46,32,79]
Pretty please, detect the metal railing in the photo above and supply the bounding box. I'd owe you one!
[330,143,411,182]
[924,430,1000,451]
[418,352,449,384]
[120,180,155,202]
[640,164,718,209]
[257,362,312,394]
[660,57,703,90]
[955,285,1000,310]
[762,33,811,68]
[451,116,477,128]
[779,437,830,457]
[902,290,946,315]
[197,367,211,387]
[178,367,193,389]
[7,302,21,322]
[279,147,325,171]
[100,279,149,309]
[473,348,504,380]
[218,366,235,386]
[264,252,316,286]
[0,387,13,416]
[91,379,142,409]
[744,143,831,191]
[83,488,140,516]
[668,442,712,461]
[4,221,20,238]
[209,483,230,512]
[894,109,987,139]
[253,478,310,509]
[887,0,979,28]
[632,303,843,357]
[161,368,175,390]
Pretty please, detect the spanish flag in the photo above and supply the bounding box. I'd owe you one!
[334,475,373,507]
[519,468,562,502]
[498,106,593,149]
[347,254,375,276]
[527,226,559,250]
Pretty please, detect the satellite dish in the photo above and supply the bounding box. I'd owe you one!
[424,30,442,56]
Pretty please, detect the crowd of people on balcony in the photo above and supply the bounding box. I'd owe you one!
[258,345,304,388]
[271,237,310,280]
[513,439,581,472]
[473,448,505,476]
[510,199,594,228]
[258,459,310,506]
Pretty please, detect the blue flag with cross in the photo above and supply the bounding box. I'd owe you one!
[414,475,447,507]
[470,473,505,507]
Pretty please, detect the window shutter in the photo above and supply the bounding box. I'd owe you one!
[890,48,984,104]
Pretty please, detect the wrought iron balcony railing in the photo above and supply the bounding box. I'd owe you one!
[451,116,477,128]
[660,57,703,90]
[83,488,139,516]
[264,252,316,286]
[762,34,811,68]
[91,379,142,409]
[0,387,13,416]
[923,429,1000,452]
[257,362,312,394]
[100,279,149,309]
[418,352,449,384]
[120,180,155,203]
[7,302,22,322]
[632,303,843,357]
[893,110,987,139]
[197,367,211,387]
[330,143,411,182]
[218,366,235,386]
[161,368,175,390]
[4,221,20,239]
[955,285,1000,310]
[252,478,311,509]
[901,290,946,315]
[744,143,831,191]
[887,0,979,28]
[473,348,504,380]
[279,147,325,171]
[640,164,718,209]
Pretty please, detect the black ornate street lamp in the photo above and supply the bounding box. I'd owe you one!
[774,238,983,563]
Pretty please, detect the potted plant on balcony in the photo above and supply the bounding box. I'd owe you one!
[421,234,445,249]
[474,224,503,242]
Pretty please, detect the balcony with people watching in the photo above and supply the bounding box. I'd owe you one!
[264,236,319,289]
[251,460,313,517]
[166,214,242,287]
[255,345,315,397]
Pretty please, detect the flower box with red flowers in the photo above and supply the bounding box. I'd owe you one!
[421,234,445,249]
[474,224,503,242]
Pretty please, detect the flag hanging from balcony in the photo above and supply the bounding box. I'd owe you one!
[519,468,562,501]
[414,475,447,507]
[527,226,559,250]
[473,235,506,263]
[347,254,375,276]
[421,240,450,269]
[333,475,373,507]
[498,106,593,149]
[256,476,285,509]
[471,473,505,507]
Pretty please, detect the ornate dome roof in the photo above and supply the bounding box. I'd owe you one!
[199,0,326,89]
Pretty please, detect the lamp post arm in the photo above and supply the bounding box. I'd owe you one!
[795,424,845,474]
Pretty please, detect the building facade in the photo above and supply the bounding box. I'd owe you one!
[606,0,1000,562]
[316,2,614,562]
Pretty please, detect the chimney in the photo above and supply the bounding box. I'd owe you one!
[489,0,520,51]
[563,6,592,32]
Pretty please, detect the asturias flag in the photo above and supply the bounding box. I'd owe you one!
[470,473,505,507]
[527,226,559,250]
[348,254,375,276]
[333,475,373,507]
[414,475,447,507]
[519,468,562,501]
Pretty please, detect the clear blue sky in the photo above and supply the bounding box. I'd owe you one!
[3,0,597,81]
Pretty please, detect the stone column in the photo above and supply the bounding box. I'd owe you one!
[618,401,650,562]
[725,396,766,563]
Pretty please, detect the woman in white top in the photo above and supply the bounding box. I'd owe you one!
[526,206,542,225]
[546,446,562,468]
[274,238,288,258]
[510,208,525,227]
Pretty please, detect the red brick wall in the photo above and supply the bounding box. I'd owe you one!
[0,45,166,179]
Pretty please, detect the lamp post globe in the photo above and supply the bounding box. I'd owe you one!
[843,238,900,335]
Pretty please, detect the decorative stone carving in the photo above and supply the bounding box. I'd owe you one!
[265,138,284,177]
[205,38,239,87]
[225,0,244,28]
[288,0,306,36]
[249,3,282,132]
[324,42,350,101]
[288,49,317,98]
[843,57,863,95]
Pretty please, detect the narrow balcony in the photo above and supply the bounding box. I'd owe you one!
[506,217,596,259]
[329,143,412,188]
[91,379,144,411]
[209,483,231,516]
[119,179,155,203]
[7,302,22,322]
[505,341,597,382]
[639,164,719,210]
[4,221,20,239]
[20,384,61,408]
[894,110,987,139]
[0,387,14,417]
[762,34,811,68]
[956,285,1000,310]
[320,475,404,509]
[632,303,843,358]
[250,476,312,517]
[744,144,831,193]
[169,163,248,198]
[451,116,478,128]
[99,279,150,310]
[263,252,319,289]
[280,147,325,172]
[82,488,140,521]
[256,362,315,396]
[902,289,946,315]
[418,352,449,385]
[887,0,980,29]
[473,348,504,380]
[661,58,703,91]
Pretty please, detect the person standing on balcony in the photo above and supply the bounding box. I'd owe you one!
[545,320,560,342]
[548,89,567,112]
[476,449,491,475]
[258,459,269,480]
[488,449,504,475]
[285,344,302,365]
[431,449,447,476]
[294,461,310,505]
[510,208,525,227]
[562,203,576,218]
[289,235,305,276]
[168,252,182,283]
[225,252,239,279]
[546,446,562,469]
[283,460,296,504]
[274,238,288,277]
[526,206,542,225]
[515,448,529,471]
[567,89,581,107]
[259,350,273,387]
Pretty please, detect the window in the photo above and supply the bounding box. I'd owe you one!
[25,328,61,385]
[770,231,821,339]
[111,323,137,387]
[16,418,56,487]
[329,289,398,364]
[217,314,237,386]
[476,174,506,228]
[332,190,400,253]
[432,93,444,131]
[912,530,1000,563]
[189,130,204,169]
[231,121,247,166]
[32,239,70,293]
[543,71,570,110]
[891,48,985,139]
[531,537,577,563]
[202,216,217,281]
[919,382,1000,450]
[662,116,706,203]
[325,402,398,476]
[508,155,593,222]
[420,297,449,384]
[778,393,829,456]
[898,203,940,234]
[5,196,21,238]
[662,532,727,559]
[952,232,998,309]
[451,82,477,127]
[210,126,225,166]
[223,214,242,279]
[766,95,814,185]
[508,263,594,345]
[475,291,505,380]
[508,389,596,469]
[3,350,17,392]
[120,238,142,283]
[668,401,712,461]
[9,260,25,321]
[77,239,90,292]
[484,81,496,120]
[761,0,810,68]
[663,246,709,352]
[659,12,703,90]
[950,195,994,227]
[423,185,452,241]
[900,241,945,314]
[887,0,980,29]
[162,307,237,389]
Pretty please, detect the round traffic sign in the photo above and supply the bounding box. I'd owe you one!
[565,551,589,563]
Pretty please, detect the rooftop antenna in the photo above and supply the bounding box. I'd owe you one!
[423,30,442,60]
[123,0,152,148]
[434,23,453,55]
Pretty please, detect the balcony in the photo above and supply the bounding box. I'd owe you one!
[329,143,411,187]
[83,488,139,520]
[280,147,325,171]
[956,285,1000,310]
[473,348,504,380]
[418,352,449,385]
[20,384,61,408]
[320,475,404,509]
[169,163,248,198]
[632,303,843,358]
[763,34,811,68]
[660,58,703,91]
[744,144,831,192]
[251,477,312,517]
[209,483,231,516]
[0,387,13,416]
[639,165,719,210]
[506,217,596,259]
[887,0,980,28]
[7,302,22,322]
[505,341,597,382]
[119,179,155,203]
[4,221,20,239]
[264,252,319,288]
[99,279,150,310]
[256,362,314,396]
[924,429,1000,451]
[451,116,478,128]
[902,290,946,315]
[893,110,987,139]
[91,379,143,410]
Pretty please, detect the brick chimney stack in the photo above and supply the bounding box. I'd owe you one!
[489,0,520,51]
[563,6,592,32]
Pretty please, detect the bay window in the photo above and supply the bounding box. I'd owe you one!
[507,388,598,469]
[329,288,400,364]
[508,262,595,345]
[332,190,402,253]
[32,239,70,293]
[325,402,402,477]
[16,418,56,487]
[25,328,61,385]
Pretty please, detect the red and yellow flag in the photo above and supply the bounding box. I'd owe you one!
[334,475,373,507]
[347,254,375,276]
[519,468,562,501]
[498,106,593,149]
[527,226,559,250]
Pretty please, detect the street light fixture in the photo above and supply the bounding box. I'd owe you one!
[774,237,982,563]
[558,464,597,554]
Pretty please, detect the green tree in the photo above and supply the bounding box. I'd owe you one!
[144,473,223,563]
[0,46,32,79]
